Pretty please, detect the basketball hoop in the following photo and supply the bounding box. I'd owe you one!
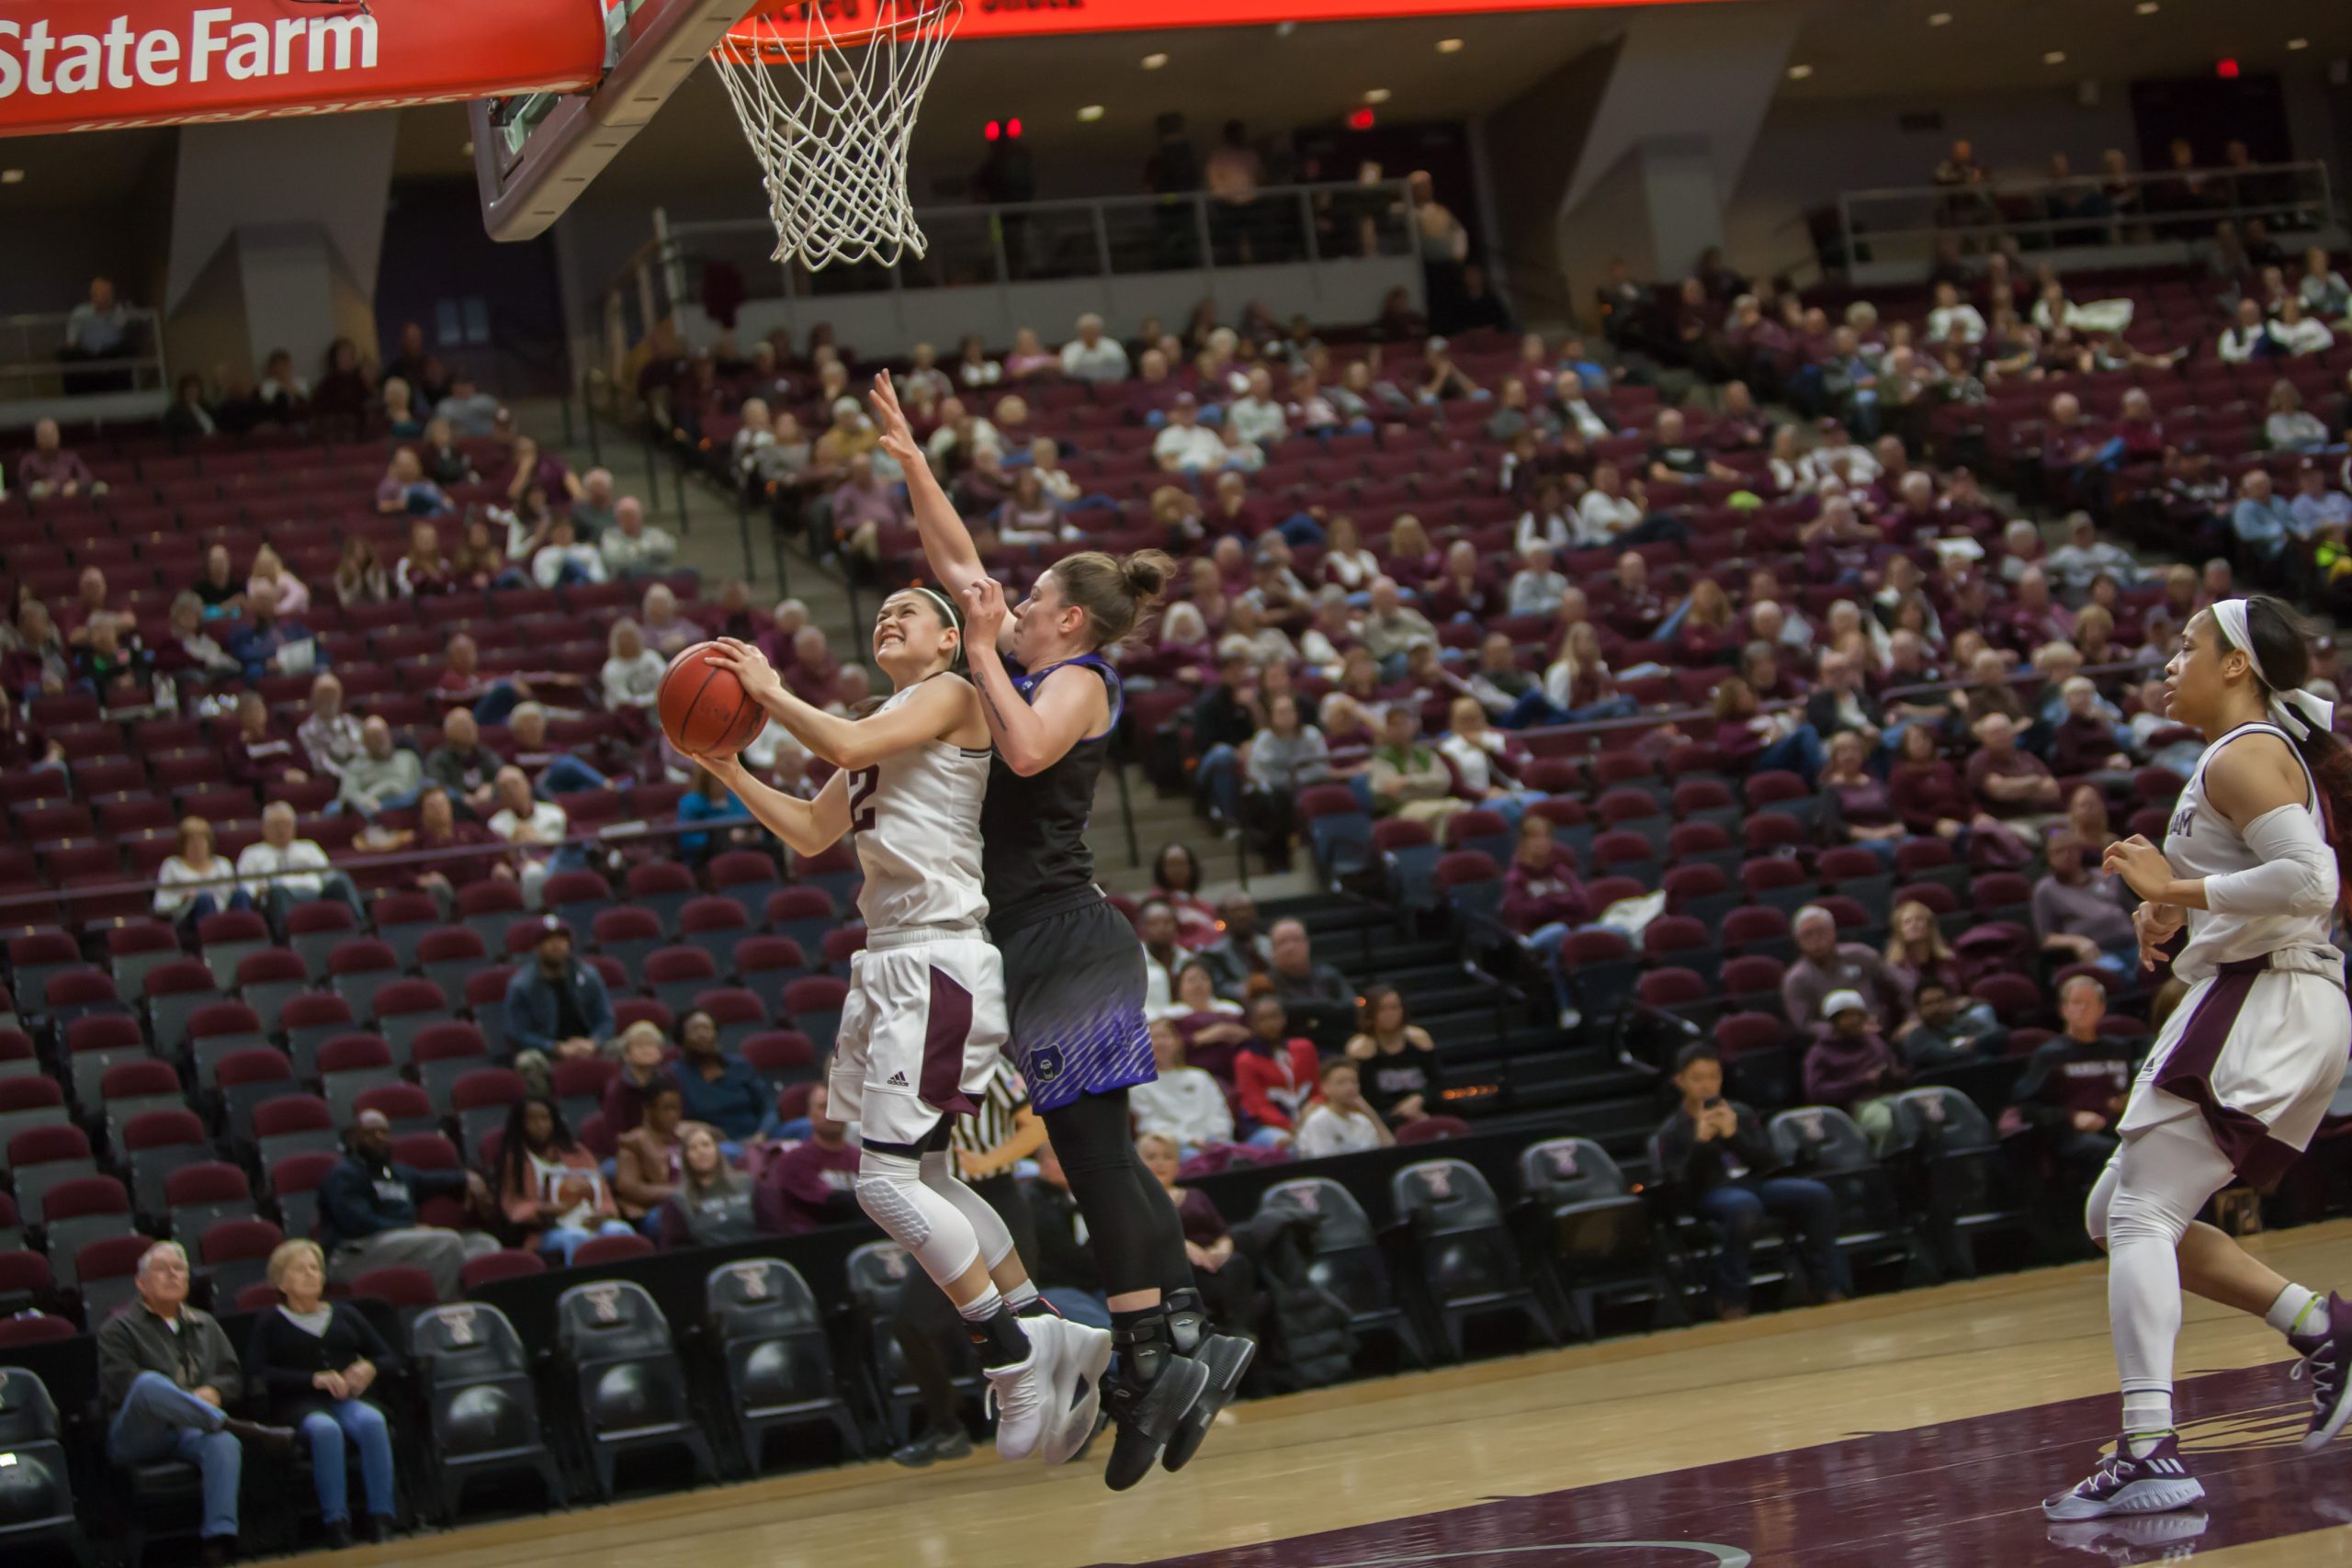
[711,0,961,270]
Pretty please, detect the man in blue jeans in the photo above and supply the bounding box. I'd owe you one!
[1652,1043,1849,1321]
[96,1241,296,1566]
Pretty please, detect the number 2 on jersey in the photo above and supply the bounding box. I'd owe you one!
[847,766,880,832]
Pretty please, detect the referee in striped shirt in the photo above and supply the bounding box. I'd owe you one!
[890,1059,1048,1466]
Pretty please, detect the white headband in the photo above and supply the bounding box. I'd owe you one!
[2213,598,2335,741]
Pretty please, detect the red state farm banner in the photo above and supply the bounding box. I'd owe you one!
[734,0,1729,46]
[0,0,610,136]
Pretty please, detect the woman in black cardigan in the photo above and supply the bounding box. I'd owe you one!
[245,1238,401,1547]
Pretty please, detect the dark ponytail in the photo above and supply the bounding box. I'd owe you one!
[2244,595,2352,918]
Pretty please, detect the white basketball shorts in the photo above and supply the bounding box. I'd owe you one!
[828,927,1009,1149]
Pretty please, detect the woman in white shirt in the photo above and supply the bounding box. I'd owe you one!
[1318,515,1382,593]
[246,545,311,618]
[1293,1059,1394,1158]
[154,816,243,930]
[954,333,1001,388]
[601,618,666,709]
[1130,1019,1238,1156]
[1925,280,1987,346]
[2273,297,2335,358]
[2266,381,2332,455]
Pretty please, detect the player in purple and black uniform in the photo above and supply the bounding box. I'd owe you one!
[874,370,1248,1491]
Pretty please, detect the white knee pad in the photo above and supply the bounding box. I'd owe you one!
[921,1150,1016,1272]
[854,1148,983,1286]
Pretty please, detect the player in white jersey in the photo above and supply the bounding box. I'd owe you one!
[698,591,1110,1467]
[2046,596,2352,1521]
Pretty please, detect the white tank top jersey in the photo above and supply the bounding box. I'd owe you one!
[844,674,992,935]
[2164,721,2346,985]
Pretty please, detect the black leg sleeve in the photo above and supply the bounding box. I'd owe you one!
[1043,1088,1195,1300]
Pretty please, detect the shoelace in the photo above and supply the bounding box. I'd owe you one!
[2079,1452,2130,1495]
[2290,1346,2340,1405]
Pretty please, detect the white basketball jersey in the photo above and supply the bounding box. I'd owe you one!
[2164,721,2344,984]
[846,676,990,934]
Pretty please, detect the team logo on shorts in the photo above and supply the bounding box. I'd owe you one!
[1028,1045,1065,1084]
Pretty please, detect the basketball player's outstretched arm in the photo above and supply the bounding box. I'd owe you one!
[2105,732,2336,916]
[956,576,1106,776]
[868,371,985,599]
[699,756,849,858]
[702,638,980,768]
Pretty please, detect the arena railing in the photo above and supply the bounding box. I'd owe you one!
[0,310,171,430]
[588,179,1427,394]
[1829,160,2340,280]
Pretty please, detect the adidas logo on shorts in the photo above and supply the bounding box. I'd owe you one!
[888,1071,910,1087]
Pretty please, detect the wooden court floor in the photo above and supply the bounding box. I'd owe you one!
[297,1222,2352,1567]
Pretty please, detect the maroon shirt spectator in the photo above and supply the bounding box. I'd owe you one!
[1501,823,1590,934]
[223,694,305,787]
[1964,714,2061,819]
[780,626,840,707]
[407,792,502,893]
[753,1091,864,1235]
[1802,1016,1907,1113]
[1889,751,1976,838]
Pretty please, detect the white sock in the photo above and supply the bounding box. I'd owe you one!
[956,1282,1006,1325]
[2122,1390,2174,1452]
[2267,1283,2322,1338]
[1002,1280,1042,1314]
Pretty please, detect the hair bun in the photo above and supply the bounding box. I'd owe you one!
[1121,549,1174,604]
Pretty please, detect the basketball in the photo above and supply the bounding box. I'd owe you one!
[656,642,767,758]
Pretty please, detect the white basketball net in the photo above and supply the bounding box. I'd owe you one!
[711,1,959,270]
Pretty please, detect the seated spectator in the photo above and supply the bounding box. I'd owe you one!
[651,1123,759,1249]
[449,518,521,592]
[155,816,249,932]
[164,372,217,438]
[2218,297,2282,364]
[830,451,910,564]
[222,691,302,790]
[1368,704,1461,828]
[496,1095,633,1262]
[642,584,698,656]
[2010,975,2137,1190]
[2032,825,2137,973]
[2273,297,2335,358]
[19,417,100,499]
[397,785,503,908]
[1502,810,1592,964]
[2293,462,2352,539]
[585,496,672,579]
[1816,730,1904,859]
[1712,675,1826,784]
[297,672,365,779]
[336,716,423,820]
[1883,897,1965,998]
[1146,841,1223,952]
[1294,1058,1395,1158]
[319,1110,497,1299]
[1647,408,1738,484]
[2046,513,2139,600]
[530,516,606,587]
[602,618,665,711]
[1168,959,1252,1079]
[244,1238,400,1548]
[373,448,450,518]
[1344,985,1441,1126]
[1802,990,1908,1154]
[601,1020,673,1136]
[505,917,611,1085]
[506,705,608,796]
[237,801,359,922]
[1227,367,1288,446]
[1200,893,1273,999]
[187,544,243,619]
[1784,905,1908,1037]
[391,522,453,600]
[1965,712,2062,822]
[1132,1020,1237,1156]
[430,371,500,437]
[1152,393,1227,472]
[1898,976,2011,1069]
[246,545,311,619]
[1139,1133,1264,1337]
[419,416,474,487]
[1438,696,1534,815]
[1233,991,1322,1143]
[100,1241,295,1566]
[752,1083,862,1235]
[2267,380,2331,454]
[2050,676,2134,784]
[424,709,503,818]
[1654,1043,1847,1321]
[672,1008,767,1143]
[1542,621,1638,726]
[1138,900,1187,1015]
[488,765,573,906]
[1060,311,1130,382]
[612,1079,691,1232]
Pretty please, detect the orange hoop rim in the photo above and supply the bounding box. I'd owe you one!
[719,0,959,64]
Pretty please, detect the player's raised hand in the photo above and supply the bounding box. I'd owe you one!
[869,371,921,467]
[959,576,1009,650]
[704,637,785,705]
